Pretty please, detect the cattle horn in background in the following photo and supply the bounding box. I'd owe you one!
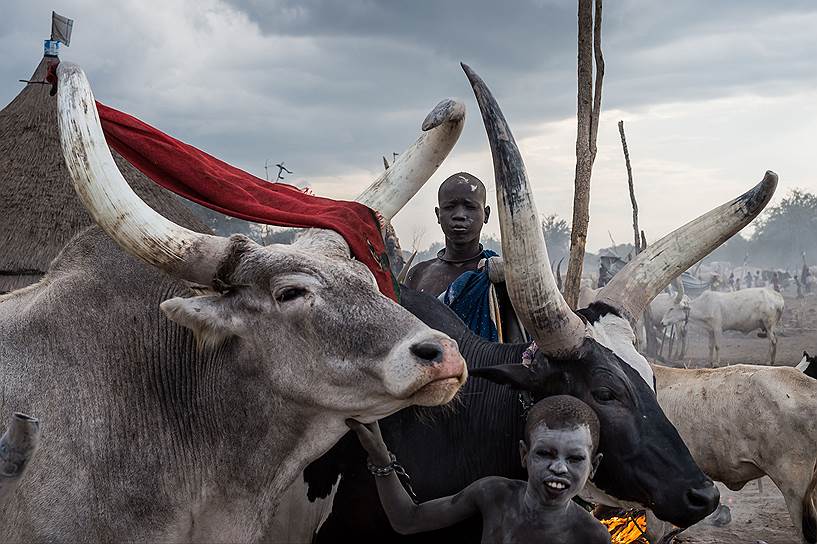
[357,98,466,221]
[0,413,40,504]
[595,171,778,322]
[463,63,586,358]
[397,250,418,283]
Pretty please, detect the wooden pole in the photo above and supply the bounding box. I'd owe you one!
[564,0,604,308]
[618,120,639,253]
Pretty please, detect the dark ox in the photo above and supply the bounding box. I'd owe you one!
[302,64,777,542]
[0,63,468,542]
[798,352,817,380]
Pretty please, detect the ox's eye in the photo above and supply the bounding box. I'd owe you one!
[591,388,616,403]
[275,287,308,303]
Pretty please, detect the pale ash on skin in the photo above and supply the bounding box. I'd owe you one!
[350,420,611,544]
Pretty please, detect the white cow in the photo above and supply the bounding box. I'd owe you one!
[644,291,691,359]
[661,287,784,365]
[654,363,817,543]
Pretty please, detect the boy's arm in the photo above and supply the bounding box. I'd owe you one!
[348,420,485,534]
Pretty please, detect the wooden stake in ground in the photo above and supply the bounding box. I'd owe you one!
[618,120,640,253]
[564,0,604,308]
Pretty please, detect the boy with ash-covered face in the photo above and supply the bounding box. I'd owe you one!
[348,395,611,543]
[405,172,524,343]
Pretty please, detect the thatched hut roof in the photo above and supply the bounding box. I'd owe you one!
[0,56,209,293]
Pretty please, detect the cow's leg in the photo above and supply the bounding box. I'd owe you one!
[708,329,722,367]
[767,464,817,544]
[768,323,778,365]
[714,328,724,366]
[707,330,715,365]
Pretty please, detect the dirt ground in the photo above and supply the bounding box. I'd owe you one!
[676,478,796,544]
[655,293,817,544]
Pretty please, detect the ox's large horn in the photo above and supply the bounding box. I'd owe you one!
[57,63,229,286]
[356,98,465,220]
[0,413,40,504]
[596,171,777,321]
[463,63,585,357]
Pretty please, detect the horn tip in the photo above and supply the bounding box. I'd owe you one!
[763,170,778,185]
[421,98,465,131]
[739,170,778,213]
[56,61,82,78]
[460,62,481,87]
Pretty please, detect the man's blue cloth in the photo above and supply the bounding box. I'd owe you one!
[442,249,499,342]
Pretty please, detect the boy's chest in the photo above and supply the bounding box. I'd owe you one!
[480,508,601,544]
[414,261,478,296]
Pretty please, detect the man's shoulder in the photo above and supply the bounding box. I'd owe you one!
[408,258,436,275]
[404,259,436,288]
[465,476,522,504]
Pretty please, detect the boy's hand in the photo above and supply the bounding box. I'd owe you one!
[346,419,392,466]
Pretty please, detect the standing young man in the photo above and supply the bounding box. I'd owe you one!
[405,172,524,343]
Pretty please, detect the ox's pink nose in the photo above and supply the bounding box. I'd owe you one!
[415,338,465,380]
[410,341,444,364]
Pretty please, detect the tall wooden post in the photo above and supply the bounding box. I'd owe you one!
[564,0,604,308]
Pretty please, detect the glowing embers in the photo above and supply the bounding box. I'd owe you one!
[600,511,649,544]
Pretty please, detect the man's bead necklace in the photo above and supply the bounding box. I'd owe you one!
[436,244,484,264]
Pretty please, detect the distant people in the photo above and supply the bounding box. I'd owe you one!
[735,277,741,291]
[745,271,754,288]
[804,265,813,294]
[597,263,612,288]
[348,395,611,544]
[728,272,735,291]
[755,271,764,288]
[772,271,781,293]
[405,172,524,343]
[710,273,722,292]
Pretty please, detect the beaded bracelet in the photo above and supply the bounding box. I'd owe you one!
[367,453,418,501]
[366,452,398,476]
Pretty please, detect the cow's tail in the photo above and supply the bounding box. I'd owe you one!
[802,457,817,543]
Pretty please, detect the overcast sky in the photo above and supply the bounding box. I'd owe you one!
[2,1,816,252]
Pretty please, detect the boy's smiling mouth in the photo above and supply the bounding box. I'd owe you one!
[542,477,572,495]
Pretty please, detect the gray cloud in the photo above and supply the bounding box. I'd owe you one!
[2,0,816,250]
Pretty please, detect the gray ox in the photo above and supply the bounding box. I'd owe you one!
[654,363,817,543]
[662,287,785,365]
[0,63,468,542]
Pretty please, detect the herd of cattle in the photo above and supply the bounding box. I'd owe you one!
[0,61,814,544]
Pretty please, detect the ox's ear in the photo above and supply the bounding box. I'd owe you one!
[470,364,534,391]
[161,295,243,349]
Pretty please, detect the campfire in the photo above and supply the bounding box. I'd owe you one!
[600,511,649,544]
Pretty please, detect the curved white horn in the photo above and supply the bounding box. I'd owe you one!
[596,171,778,321]
[356,98,465,220]
[57,63,229,285]
[463,63,585,357]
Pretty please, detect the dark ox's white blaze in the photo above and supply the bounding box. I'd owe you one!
[586,313,655,391]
